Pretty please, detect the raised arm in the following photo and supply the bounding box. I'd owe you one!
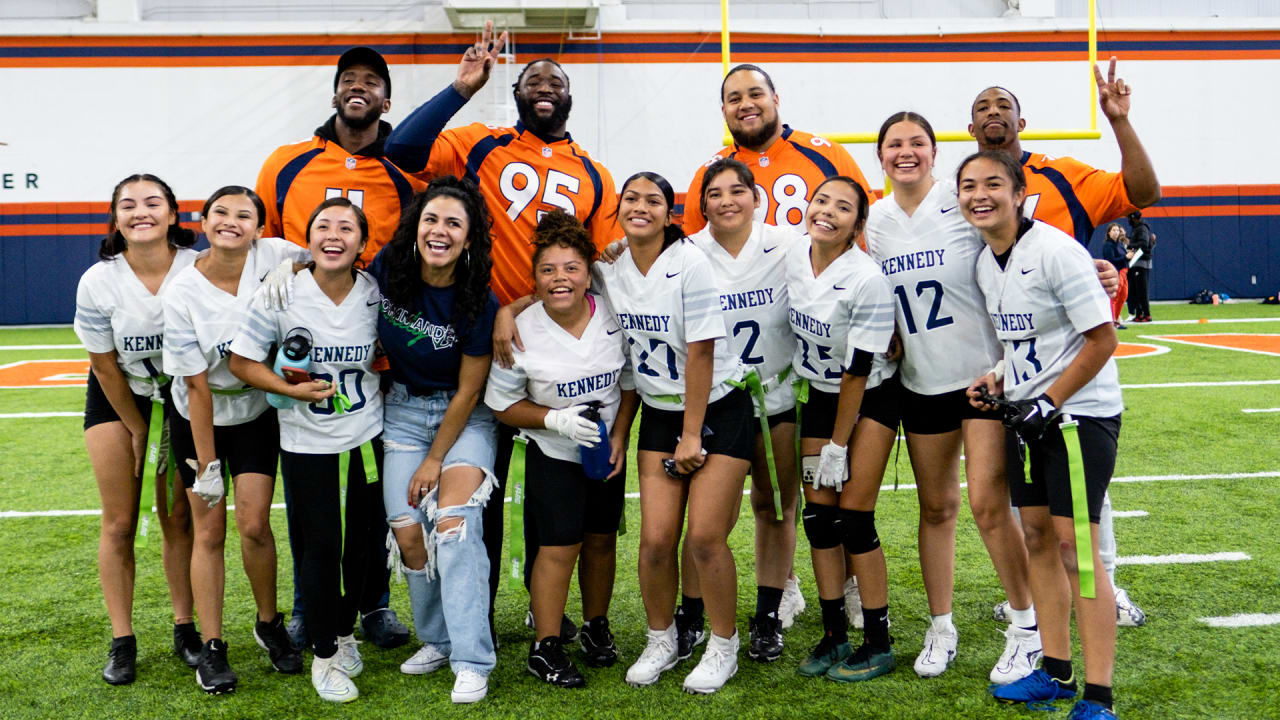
[1094,57,1161,208]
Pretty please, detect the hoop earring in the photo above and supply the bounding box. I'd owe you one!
[413,241,419,262]
[464,248,471,266]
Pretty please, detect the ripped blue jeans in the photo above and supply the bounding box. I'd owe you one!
[382,382,498,675]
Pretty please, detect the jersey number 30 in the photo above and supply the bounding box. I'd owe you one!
[309,369,367,415]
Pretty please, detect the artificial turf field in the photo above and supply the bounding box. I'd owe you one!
[1,302,1277,719]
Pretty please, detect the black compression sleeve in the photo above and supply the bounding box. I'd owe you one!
[846,348,873,377]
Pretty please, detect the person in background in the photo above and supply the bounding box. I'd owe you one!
[1125,212,1155,323]
[1100,224,1129,329]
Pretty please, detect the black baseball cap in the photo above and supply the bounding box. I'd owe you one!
[335,47,391,98]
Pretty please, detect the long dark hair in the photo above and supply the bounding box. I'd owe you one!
[617,171,686,251]
[955,149,1028,217]
[698,157,758,219]
[303,197,368,275]
[99,173,196,260]
[201,185,266,230]
[811,175,870,244]
[383,176,493,332]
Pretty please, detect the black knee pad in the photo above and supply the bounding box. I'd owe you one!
[802,502,841,550]
[839,509,881,555]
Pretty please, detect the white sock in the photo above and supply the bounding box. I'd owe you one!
[1008,604,1037,629]
[930,612,954,632]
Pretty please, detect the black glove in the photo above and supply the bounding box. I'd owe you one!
[1004,393,1060,442]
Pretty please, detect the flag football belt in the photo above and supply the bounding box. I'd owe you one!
[127,374,173,549]
[210,385,254,395]
[726,368,789,522]
[791,376,811,528]
[1014,416,1095,599]
[337,440,379,595]
[505,435,528,594]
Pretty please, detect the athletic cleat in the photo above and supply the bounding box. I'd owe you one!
[102,635,137,686]
[360,608,410,649]
[1067,699,1119,719]
[579,617,620,667]
[682,632,739,694]
[174,622,202,668]
[913,626,957,678]
[400,643,448,675]
[779,576,807,630]
[991,668,1077,706]
[195,638,238,695]
[311,653,358,703]
[990,625,1043,685]
[525,608,579,643]
[335,634,363,678]
[528,636,586,688]
[843,576,864,629]
[1114,588,1147,628]
[625,625,678,687]
[674,606,706,661]
[826,639,894,683]
[451,669,489,703]
[993,600,1012,623]
[286,613,308,651]
[798,635,852,678]
[254,612,303,674]
[747,616,783,662]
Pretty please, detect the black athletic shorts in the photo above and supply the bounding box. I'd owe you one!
[900,384,1002,435]
[1006,414,1121,523]
[798,378,901,439]
[764,409,793,430]
[524,439,625,545]
[84,370,168,431]
[170,409,281,488]
[637,387,754,461]
[859,375,902,430]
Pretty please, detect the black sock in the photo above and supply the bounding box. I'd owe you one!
[1042,656,1075,685]
[679,595,704,623]
[861,605,890,649]
[1083,683,1113,709]
[755,585,784,622]
[819,597,848,644]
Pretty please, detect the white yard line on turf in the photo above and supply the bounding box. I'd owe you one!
[1117,551,1250,566]
[1112,510,1149,518]
[1137,334,1280,358]
[1122,379,1280,389]
[1137,317,1280,325]
[1199,613,1280,628]
[1242,408,1280,413]
[0,503,287,518]
[0,412,83,419]
[0,344,84,351]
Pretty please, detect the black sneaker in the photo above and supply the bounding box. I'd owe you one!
[527,636,586,688]
[174,622,202,668]
[102,635,137,686]
[748,615,784,662]
[195,639,238,695]
[524,608,579,643]
[254,612,303,674]
[360,608,410,649]
[674,606,706,661]
[579,616,620,667]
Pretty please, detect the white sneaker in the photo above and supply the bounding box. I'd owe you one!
[335,634,363,678]
[400,643,448,675]
[625,625,678,687]
[451,669,488,704]
[989,624,1042,684]
[311,653,358,703]
[682,632,739,695]
[779,576,807,630]
[993,600,1012,623]
[913,625,958,678]
[843,576,864,629]
[1114,587,1148,627]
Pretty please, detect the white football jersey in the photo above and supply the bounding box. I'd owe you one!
[690,222,799,415]
[74,248,198,396]
[230,269,383,454]
[593,238,741,411]
[975,221,1123,417]
[485,297,632,463]
[865,180,1003,395]
[784,237,895,395]
[164,238,307,425]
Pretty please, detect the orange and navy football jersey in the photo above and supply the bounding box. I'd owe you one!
[255,120,426,267]
[418,122,619,306]
[1021,151,1135,247]
[683,125,874,234]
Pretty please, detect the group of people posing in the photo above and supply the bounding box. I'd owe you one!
[73,23,1160,720]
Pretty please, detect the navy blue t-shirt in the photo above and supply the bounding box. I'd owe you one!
[369,247,498,394]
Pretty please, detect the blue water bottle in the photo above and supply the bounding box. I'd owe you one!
[267,328,313,410]
[579,401,613,480]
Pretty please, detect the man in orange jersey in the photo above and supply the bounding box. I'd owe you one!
[256,46,425,267]
[255,46,414,652]
[384,23,619,649]
[682,63,875,233]
[970,57,1158,631]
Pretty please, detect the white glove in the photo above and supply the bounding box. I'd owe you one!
[816,442,848,492]
[544,405,600,447]
[186,458,225,508]
[262,258,296,311]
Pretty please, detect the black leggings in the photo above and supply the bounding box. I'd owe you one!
[280,442,386,658]
[1127,265,1151,318]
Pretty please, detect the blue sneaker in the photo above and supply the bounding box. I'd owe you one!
[990,668,1077,706]
[1067,700,1119,719]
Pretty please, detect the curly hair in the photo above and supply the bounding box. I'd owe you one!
[382,175,494,332]
[531,210,595,269]
[100,173,196,260]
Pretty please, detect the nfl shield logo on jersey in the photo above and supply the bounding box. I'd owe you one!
[345,157,357,170]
